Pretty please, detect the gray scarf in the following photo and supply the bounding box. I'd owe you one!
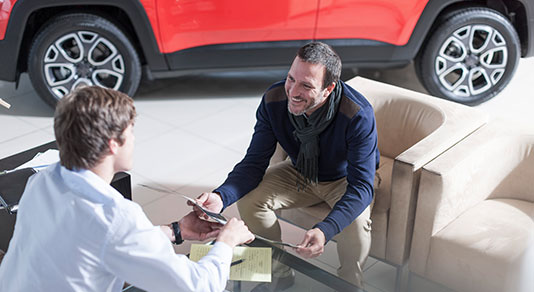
[288,81,343,190]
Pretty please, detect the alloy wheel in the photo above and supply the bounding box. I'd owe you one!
[434,25,508,99]
[43,31,125,98]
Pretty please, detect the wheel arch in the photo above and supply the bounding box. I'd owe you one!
[5,0,167,83]
[414,0,531,59]
[414,1,523,105]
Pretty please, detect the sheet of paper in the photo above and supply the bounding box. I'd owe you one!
[15,149,59,171]
[190,244,271,282]
[253,234,300,248]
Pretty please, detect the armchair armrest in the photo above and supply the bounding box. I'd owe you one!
[410,121,534,275]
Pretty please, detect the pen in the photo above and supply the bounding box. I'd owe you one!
[230,259,245,266]
[0,98,10,109]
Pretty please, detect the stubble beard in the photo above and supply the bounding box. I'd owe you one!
[288,102,306,116]
[288,98,323,116]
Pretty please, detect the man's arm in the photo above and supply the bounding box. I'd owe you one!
[314,107,378,242]
[103,207,254,292]
[160,212,220,243]
[212,97,278,209]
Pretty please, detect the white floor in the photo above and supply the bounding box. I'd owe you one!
[1,58,533,292]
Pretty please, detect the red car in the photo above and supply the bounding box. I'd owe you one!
[0,0,533,106]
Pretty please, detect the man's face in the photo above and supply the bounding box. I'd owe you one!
[285,57,334,116]
[114,123,135,172]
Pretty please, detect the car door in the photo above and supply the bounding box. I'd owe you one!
[156,0,319,54]
[314,0,428,46]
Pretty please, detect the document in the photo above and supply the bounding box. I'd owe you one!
[1,149,59,176]
[189,244,272,282]
[15,149,59,172]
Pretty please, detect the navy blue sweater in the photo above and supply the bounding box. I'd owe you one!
[215,80,379,242]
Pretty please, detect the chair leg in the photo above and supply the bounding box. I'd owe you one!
[394,264,410,292]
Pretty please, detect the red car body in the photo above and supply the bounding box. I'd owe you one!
[2,0,508,81]
[143,0,428,53]
[0,0,533,105]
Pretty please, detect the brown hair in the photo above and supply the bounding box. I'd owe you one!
[54,86,136,170]
[297,42,342,89]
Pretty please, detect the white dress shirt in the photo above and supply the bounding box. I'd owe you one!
[0,163,233,292]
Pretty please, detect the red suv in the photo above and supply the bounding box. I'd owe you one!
[0,0,533,106]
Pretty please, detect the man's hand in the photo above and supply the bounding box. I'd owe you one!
[216,218,255,248]
[296,228,326,258]
[192,192,224,219]
[179,211,221,241]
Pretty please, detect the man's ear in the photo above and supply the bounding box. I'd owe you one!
[109,138,120,155]
[324,82,336,97]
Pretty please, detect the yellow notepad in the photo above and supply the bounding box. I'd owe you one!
[190,244,272,282]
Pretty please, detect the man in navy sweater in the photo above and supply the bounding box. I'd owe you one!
[197,42,379,290]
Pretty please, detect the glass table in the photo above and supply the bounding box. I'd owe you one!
[124,237,362,292]
[226,238,363,292]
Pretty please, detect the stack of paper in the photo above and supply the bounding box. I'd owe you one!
[15,149,59,171]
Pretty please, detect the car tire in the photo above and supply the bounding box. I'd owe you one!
[28,13,141,107]
[415,7,520,105]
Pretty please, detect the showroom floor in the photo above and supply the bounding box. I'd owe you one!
[1,58,533,292]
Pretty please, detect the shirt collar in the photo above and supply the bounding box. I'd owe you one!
[57,163,124,202]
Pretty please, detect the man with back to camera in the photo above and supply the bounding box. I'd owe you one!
[0,86,255,292]
[196,42,379,290]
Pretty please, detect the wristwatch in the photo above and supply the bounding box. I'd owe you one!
[171,221,183,245]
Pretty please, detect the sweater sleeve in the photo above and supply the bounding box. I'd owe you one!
[313,106,378,242]
[214,97,278,208]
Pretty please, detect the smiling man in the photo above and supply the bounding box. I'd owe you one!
[197,42,379,290]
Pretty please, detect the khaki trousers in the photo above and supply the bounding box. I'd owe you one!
[237,161,372,288]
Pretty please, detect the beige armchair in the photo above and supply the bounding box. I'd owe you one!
[274,77,487,288]
[409,121,534,292]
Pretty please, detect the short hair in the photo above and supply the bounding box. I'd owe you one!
[297,42,342,89]
[54,86,136,170]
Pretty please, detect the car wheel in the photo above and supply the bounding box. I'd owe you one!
[416,8,520,105]
[28,13,141,107]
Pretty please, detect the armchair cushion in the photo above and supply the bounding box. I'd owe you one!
[427,199,533,292]
[372,96,444,159]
